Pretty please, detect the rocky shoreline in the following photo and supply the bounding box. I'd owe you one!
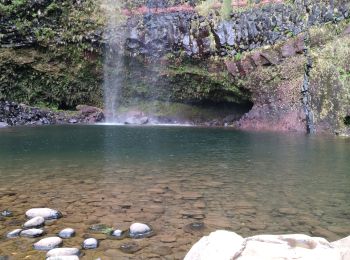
[3,207,349,259]
[0,100,249,128]
[2,207,154,259]
[0,101,104,127]
[185,230,350,260]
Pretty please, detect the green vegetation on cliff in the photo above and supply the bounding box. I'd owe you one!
[0,0,104,109]
[310,20,350,131]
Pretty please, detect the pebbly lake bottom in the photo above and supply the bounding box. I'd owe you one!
[0,125,349,259]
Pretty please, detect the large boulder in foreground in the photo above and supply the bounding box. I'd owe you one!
[185,231,350,260]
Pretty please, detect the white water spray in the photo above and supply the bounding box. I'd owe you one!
[101,0,126,123]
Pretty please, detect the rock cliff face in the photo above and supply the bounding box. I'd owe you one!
[0,0,350,133]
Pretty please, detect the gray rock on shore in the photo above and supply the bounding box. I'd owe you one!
[6,229,22,238]
[185,230,350,260]
[58,228,75,239]
[26,208,62,220]
[82,238,99,249]
[46,248,81,257]
[20,228,45,238]
[1,210,13,217]
[111,229,123,238]
[46,256,79,260]
[23,216,45,228]
[34,237,63,251]
[129,223,152,238]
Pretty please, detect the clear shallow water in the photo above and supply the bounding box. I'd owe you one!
[0,125,350,259]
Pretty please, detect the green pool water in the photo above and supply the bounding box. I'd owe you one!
[0,125,349,259]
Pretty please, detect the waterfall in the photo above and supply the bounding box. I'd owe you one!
[101,0,125,123]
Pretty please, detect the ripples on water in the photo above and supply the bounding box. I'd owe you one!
[0,125,349,259]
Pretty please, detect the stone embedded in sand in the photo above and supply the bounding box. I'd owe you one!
[278,207,298,215]
[111,229,124,239]
[185,231,350,260]
[82,238,99,249]
[34,237,63,251]
[180,210,205,219]
[119,242,141,254]
[46,256,79,260]
[1,210,13,217]
[6,229,22,238]
[58,228,76,238]
[23,216,45,229]
[46,248,81,257]
[129,223,152,238]
[20,228,45,238]
[160,235,177,243]
[181,192,203,200]
[89,224,113,234]
[183,222,207,235]
[26,208,62,220]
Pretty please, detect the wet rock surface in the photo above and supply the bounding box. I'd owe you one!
[119,242,142,254]
[0,210,12,217]
[23,216,45,229]
[185,231,350,260]
[20,228,45,238]
[58,228,75,239]
[89,224,113,234]
[26,208,62,220]
[46,256,79,260]
[33,237,63,251]
[82,238,99,249]
[6,229,22,238]
[46,248,81,257]
[129,223,153,238]
[111,229,124,239]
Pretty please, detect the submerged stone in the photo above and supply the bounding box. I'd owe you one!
[82,238,99,249]
[6,229,22,238]
[184,222,207,235]
[23,216,45,229]
[119,242,141,254]
[89,224,113,234]
[26,208,62,220]
[20,228,45,238]
[129,223,153,238]
[1,210,13,217]
[46,248,81,257]
[34,237,63,251]
[58,228,76,238]
[111,229,125,239]
[0,122,8,128]
[46,256,79,260]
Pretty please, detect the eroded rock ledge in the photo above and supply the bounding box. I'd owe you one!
[185,230,350,260]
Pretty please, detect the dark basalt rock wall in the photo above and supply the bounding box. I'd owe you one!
[123,1,349,57]
[0,101,104,126]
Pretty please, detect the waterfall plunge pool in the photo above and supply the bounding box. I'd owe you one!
[0,125,349,259]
